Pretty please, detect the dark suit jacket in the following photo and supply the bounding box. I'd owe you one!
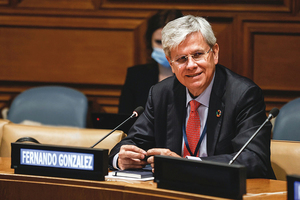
[118,62,159,114]
[110,64,275,179]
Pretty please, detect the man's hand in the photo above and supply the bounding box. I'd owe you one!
[146,148,181,172]
[118,145,148,170]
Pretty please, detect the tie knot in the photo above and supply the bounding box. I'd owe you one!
[190,100,201,112]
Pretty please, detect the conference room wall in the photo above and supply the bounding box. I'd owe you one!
[0,0,299,121]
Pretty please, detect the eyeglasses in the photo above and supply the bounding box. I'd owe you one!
[171,47,212,66]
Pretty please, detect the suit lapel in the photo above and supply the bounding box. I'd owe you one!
[166,78,186,155]
[207,66,226,156]
[166,66,226,156]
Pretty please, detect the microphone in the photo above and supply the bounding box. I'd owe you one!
[228,107,279,165]
[90,106,144,148]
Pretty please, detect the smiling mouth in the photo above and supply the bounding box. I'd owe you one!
[186,72,202,77]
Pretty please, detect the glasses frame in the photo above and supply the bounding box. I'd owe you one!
[171,47,212,66]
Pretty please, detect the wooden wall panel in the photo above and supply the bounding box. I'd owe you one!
[101,0,292,13]
[0,14,148,86]
[242,19,300,111]
[0,27,133,85]
[254,34,300,91]
[0,0,9,6]
[0,11,150,119]
[17,0,100,9]
[210,20,234,71]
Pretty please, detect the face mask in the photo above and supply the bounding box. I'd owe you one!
[151,48,171,68]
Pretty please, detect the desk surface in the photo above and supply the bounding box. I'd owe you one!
[0,157,287,200]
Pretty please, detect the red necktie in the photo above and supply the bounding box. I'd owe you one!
[183,100,201,157]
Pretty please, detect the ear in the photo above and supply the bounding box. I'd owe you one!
[166,56,175,73]
[212,43,219,65]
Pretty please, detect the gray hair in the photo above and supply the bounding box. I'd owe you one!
[162,15,217,58]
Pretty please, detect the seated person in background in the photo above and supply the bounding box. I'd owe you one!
[118,9,183,114]
[110,15,275,179]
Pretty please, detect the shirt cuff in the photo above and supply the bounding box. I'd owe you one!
[112,153,120,170]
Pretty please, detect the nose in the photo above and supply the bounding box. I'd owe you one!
[185,55,197,69]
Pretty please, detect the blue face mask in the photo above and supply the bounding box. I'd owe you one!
[151,48,171,68]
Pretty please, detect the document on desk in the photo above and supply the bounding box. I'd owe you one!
[106,165,154,181]
[114,169,153,179]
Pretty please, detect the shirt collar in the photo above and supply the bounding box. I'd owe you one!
[186,72,215,108]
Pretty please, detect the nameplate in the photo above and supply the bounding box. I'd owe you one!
[154,155,246,199]
[20,149,94,170]
[287,174,300,200]
[11,142,108,181]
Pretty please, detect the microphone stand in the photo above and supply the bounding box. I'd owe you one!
[228,112,275,165]
[90,113,136,148]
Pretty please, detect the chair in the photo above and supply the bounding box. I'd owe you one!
[7,86,88,128]
[272,98,300,141]
[0,123,126,157]
[271,140,300,180]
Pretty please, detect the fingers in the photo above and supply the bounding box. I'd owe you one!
[146,148,181,173]
[117,146,181,171]
[147,148,181,157]
[145,148,180,166]
[120,145,147,159]
[118,145,148,170]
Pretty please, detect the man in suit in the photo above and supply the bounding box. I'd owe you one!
[109,15,275,179]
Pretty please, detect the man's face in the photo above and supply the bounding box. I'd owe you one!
[167,32,219,97]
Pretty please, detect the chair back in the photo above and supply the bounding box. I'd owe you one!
[273,98,300,141]
[0,123,126,157]
[271,140,300,180]
[7,86,88,128]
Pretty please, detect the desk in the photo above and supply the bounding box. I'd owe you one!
[0,157,287,200]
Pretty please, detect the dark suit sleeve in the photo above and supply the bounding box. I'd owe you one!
[109,86,156,168]
[202,84,275,179]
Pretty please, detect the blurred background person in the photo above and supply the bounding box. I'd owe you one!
[118,9,183,114]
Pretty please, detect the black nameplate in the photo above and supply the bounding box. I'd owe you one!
[287,174,300,200]
[154,155,246,199]
[11,142,108,181]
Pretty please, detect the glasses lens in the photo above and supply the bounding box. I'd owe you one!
[192,52,205,60]
[176,56,188,64]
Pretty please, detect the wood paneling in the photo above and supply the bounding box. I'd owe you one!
[254,34,300,91]
[0,14,149,81]
[210,19,234,71]
[17,0,101,9]
[240,18,300,111]
[101,0,292,13]
[0,0,9,6]
[0,10,151,120]
[0,27,134,85]
[0,27,133,85]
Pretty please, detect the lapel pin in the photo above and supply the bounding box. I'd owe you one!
[216,110,222,118]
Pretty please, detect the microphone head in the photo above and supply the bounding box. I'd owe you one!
[133,106,144,117]
[269,107,279,118]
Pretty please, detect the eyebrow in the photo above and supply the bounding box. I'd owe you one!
[175,49,206,58]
